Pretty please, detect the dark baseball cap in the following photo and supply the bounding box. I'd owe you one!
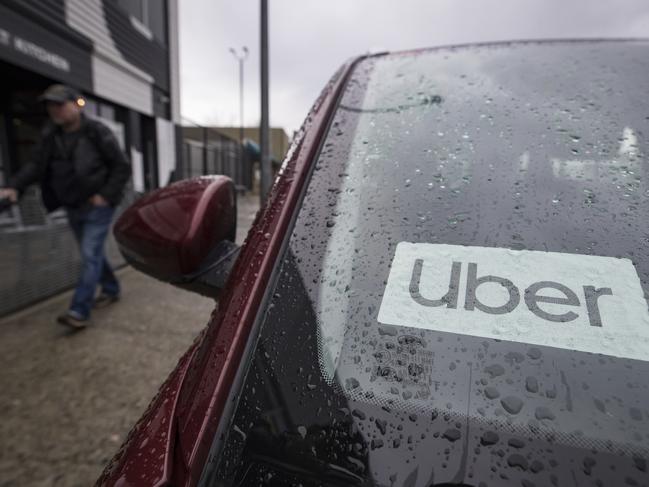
[38,84,81,103]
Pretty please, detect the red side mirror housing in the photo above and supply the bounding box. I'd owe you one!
[114,176,237,285]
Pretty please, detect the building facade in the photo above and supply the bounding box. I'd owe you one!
[0,0,181,316]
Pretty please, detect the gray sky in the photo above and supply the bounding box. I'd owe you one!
[179,0,648,134]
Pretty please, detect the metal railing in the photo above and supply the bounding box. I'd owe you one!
[0,186,134,317]
[180,120,253,191]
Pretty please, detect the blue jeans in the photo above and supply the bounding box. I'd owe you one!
[66,205,120,319]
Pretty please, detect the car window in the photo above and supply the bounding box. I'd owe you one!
[202,41,649,486]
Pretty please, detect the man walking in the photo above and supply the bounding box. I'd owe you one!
[0,84,130,329]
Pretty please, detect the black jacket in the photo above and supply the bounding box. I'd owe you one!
[9,115,131,211]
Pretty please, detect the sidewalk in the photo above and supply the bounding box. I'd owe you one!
[0,192,260,487]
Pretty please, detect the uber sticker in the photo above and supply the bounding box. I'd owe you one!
[378,243,649,361]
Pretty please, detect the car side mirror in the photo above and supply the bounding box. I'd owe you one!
[114,176,240,298]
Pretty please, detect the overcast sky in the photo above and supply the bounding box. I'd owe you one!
[179,0,649,134]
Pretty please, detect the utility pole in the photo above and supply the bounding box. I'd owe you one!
[229,46,248,184]
[202,125,208,175]
[260,0,270,203]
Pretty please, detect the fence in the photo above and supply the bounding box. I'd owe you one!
[0,186,135,317]
[180,124,253,191]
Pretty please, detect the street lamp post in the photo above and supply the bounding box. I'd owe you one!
[260,0,270,203]
[229,46,248,186]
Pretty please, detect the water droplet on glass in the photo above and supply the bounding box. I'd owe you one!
[508,438,525,449]
[501,396,524,414]
[443,428,461,442]
[346,377,360,390]
[507,453,529,471]
[535,406,556,421]
[375,418,387,435]
[484,364,505,378]
[480,431,499,446]
[484,387,500,400]
[525,376,539,393]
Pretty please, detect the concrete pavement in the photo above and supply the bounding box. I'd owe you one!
[0,191,260,486]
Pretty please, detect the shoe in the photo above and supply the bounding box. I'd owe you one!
[93,293,120,309]
[57,311,88,330]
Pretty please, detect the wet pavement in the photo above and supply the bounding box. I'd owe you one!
[0,191,260,486]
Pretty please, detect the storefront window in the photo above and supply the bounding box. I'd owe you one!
[147,1,167,43]
[115,0,146,23]
[114,0,167,44]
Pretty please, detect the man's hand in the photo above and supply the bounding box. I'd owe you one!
[89,194,109,207]
[0,188,18,203]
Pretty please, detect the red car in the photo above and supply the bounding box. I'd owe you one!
[100,40,649,486]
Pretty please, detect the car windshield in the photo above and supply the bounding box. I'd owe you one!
[202,41,649,486]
